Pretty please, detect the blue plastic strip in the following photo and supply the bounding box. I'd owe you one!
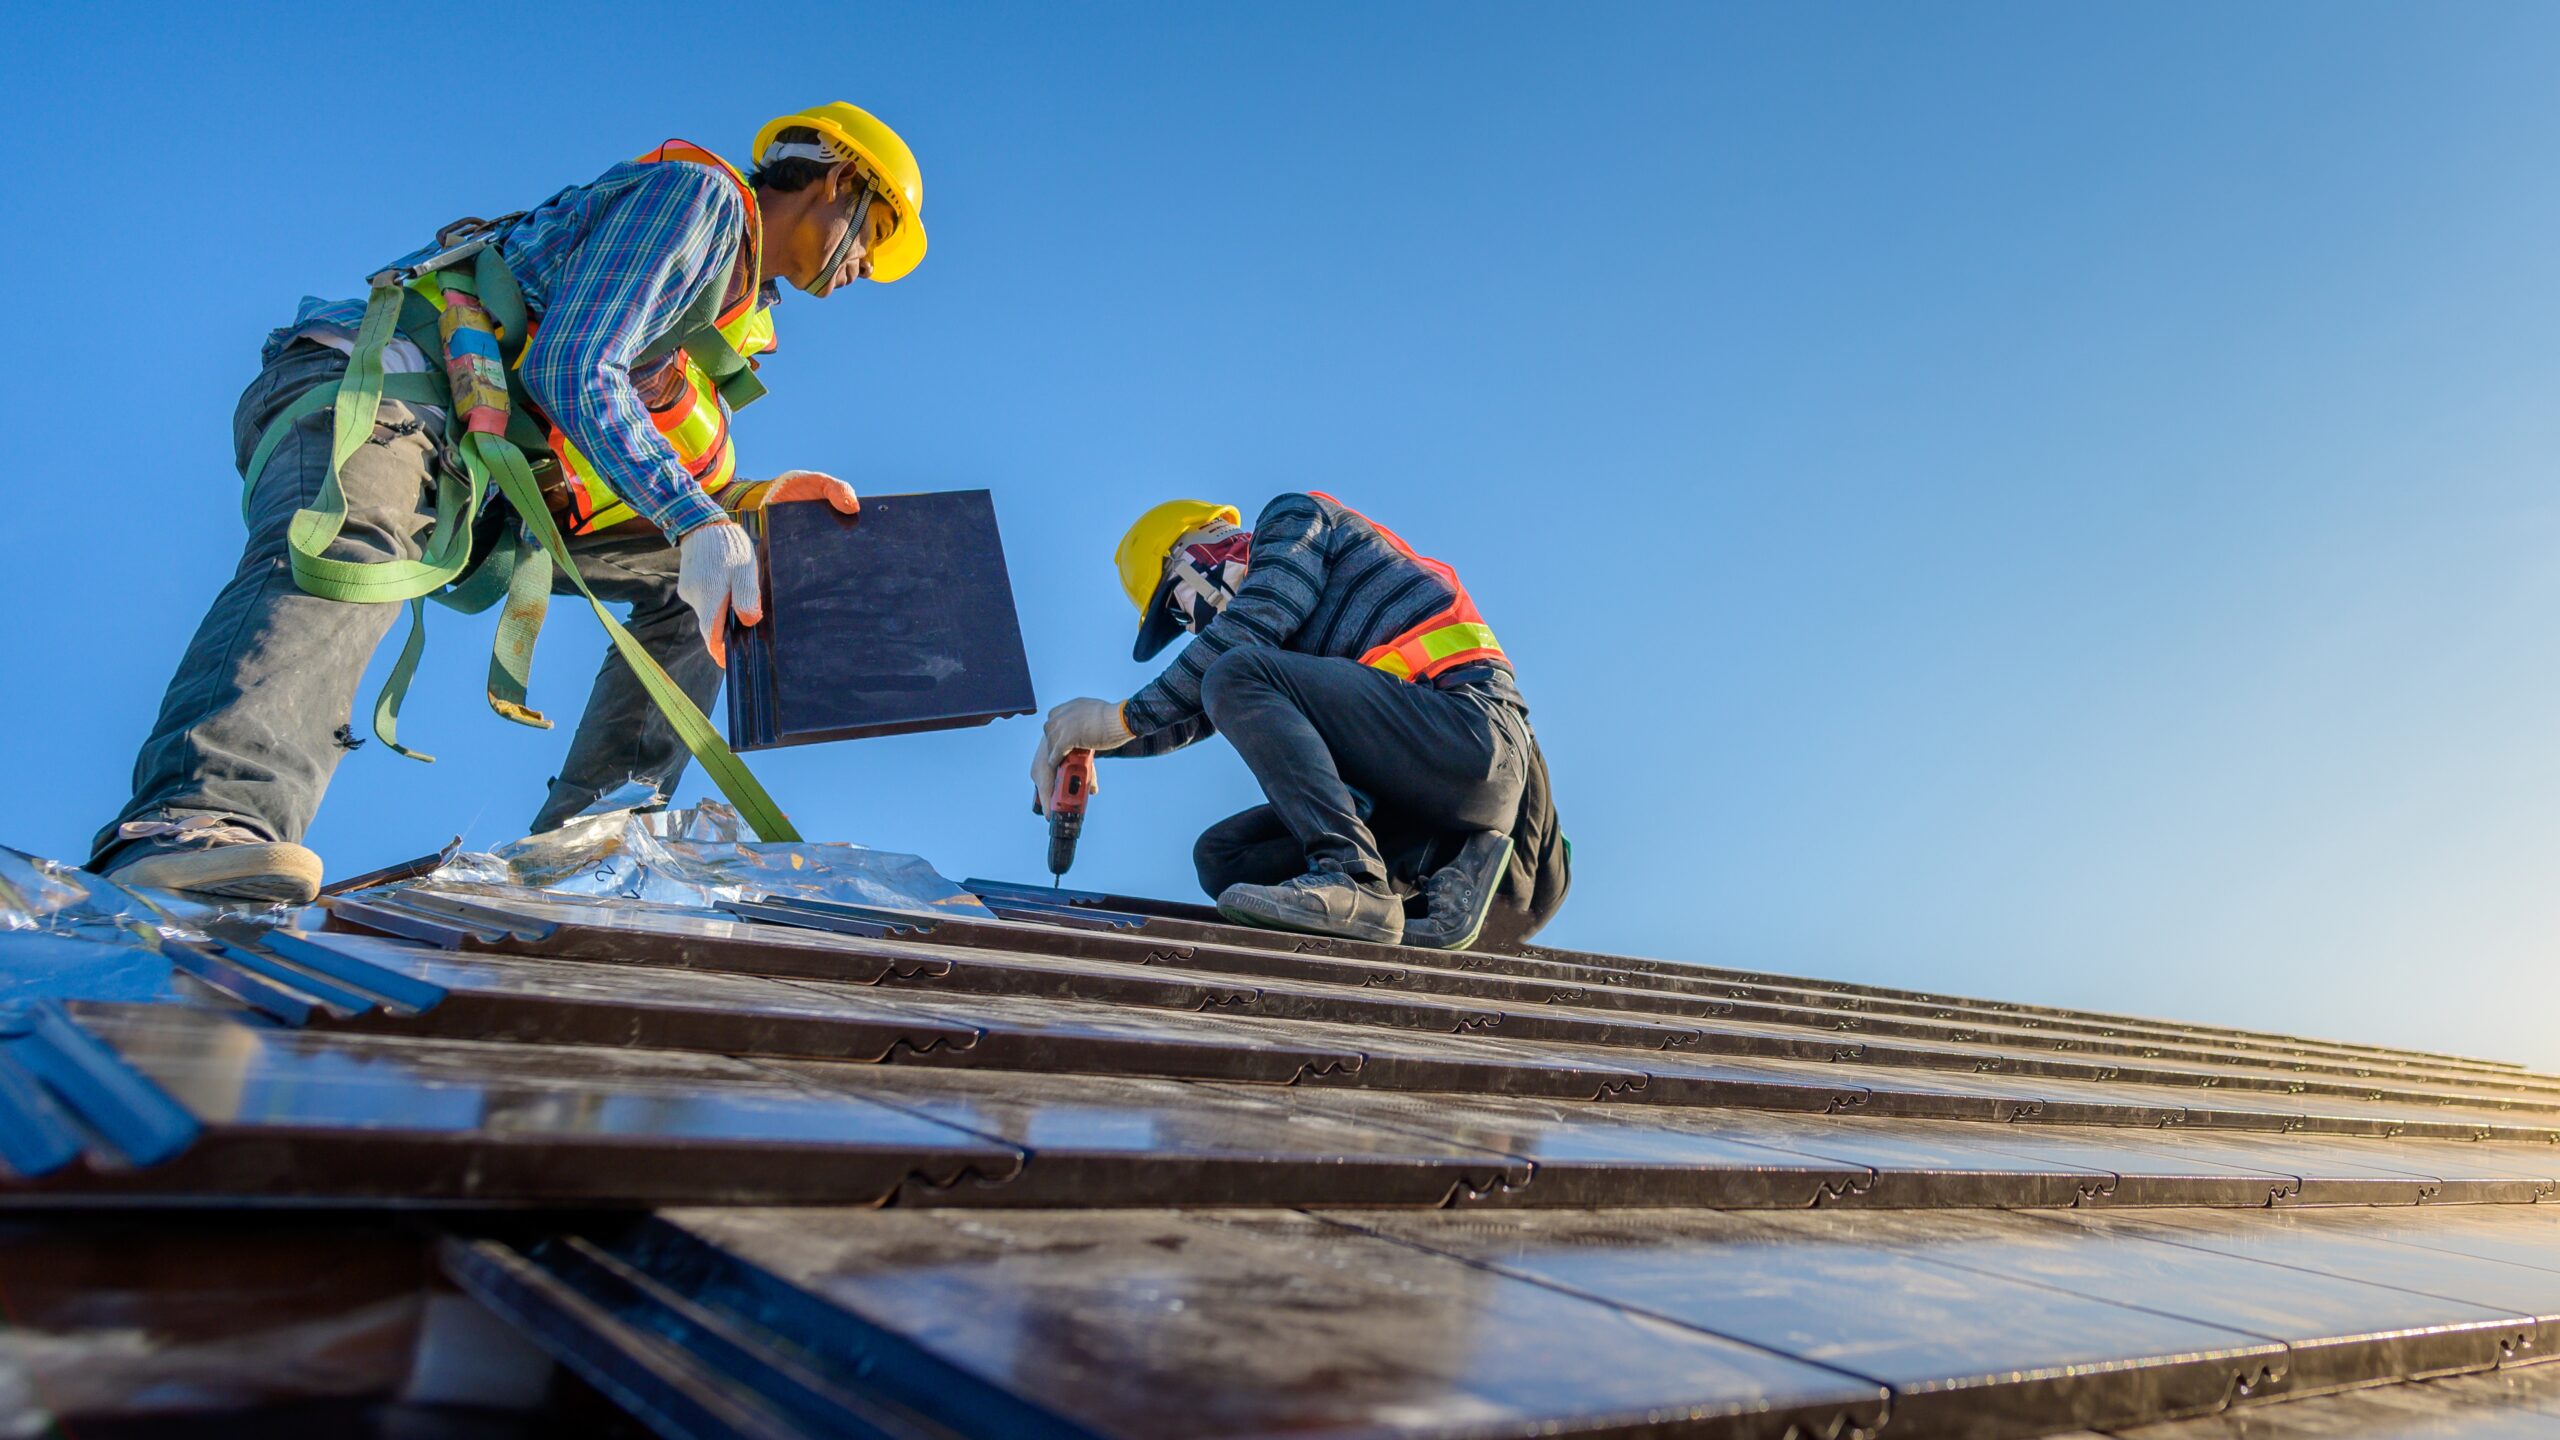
[964,876,1114,907]
[0,1047,83,1177]
[611,1220,1107,1440]
[163,940,317,1026]
[323,895,476,949]
[716,898,903,940]
[205,939,379,1015]
[975,895,1152,930]
[958,879,1155,929]
[14,1001,200,1167]
[539,1238,938,1440]
[372,890,561,942]
[734,896,939,936]
[442,1237,900,1440]
[261,930,449,1013]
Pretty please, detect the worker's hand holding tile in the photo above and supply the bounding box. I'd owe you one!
[760,470,861,513]
[678,520,762,667]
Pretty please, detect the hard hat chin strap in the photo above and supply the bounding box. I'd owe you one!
[806,189,877,297]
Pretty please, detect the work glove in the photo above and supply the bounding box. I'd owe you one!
[677,520,760,668]
[681,475,859,667]
[734,469,863,515]
[1032,696,1134,805]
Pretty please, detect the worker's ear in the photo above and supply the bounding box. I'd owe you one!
[828,160,866,203]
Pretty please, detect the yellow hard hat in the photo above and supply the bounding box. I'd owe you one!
[753,102,928,283]
[1116,499,1241,659]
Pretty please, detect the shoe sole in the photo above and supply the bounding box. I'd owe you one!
[1215,898,1404,947]
[106,843,324,905]
[1406,833,1514,952]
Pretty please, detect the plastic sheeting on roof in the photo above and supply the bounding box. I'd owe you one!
[418,802,992,918]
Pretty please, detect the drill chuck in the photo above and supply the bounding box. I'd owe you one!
[1047,811,1085,879]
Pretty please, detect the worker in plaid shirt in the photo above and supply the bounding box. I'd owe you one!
[93,104,926,903]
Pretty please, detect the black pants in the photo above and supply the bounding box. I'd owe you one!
[1192,646,1530,892]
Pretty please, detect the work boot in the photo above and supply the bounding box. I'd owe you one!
[101,818,324,905]
[1402,830,1515,952]
[1217,865,1404,945]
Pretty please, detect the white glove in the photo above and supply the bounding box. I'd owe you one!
[677,520,760,667]
[1031,696,1134,803]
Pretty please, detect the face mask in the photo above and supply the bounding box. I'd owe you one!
[1168,534,1251,632]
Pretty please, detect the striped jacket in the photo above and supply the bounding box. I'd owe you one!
[1119,493,1523,754]
[266,155,769,540]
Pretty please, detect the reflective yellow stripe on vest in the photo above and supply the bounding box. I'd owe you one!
[1366,620,1503,681]
[554,303,774,534]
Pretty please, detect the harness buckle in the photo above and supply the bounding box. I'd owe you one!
[436,211,525,248]
[370,212,533,291]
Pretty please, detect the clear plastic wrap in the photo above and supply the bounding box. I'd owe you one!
[418,802,990,917]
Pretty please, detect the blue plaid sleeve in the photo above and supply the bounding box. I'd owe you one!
[518,163,746,539]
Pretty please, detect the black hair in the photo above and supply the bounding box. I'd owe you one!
[747,126,833,193]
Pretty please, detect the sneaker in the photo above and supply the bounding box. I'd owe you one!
[1402,831,1514,951]
[102,818,324,905]
[1217,867,1405,945]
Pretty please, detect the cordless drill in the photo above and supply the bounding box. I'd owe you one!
[1040,748,1097,888]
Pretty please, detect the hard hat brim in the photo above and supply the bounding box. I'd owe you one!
[867,214,925,283]
[1133,571,1189,662]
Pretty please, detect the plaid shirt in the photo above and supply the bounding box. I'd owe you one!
[267,154,773,539]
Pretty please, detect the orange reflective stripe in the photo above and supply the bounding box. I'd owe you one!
[694,437,737,495]
[547,354,738,535]
[1360,619,1503,683]
[651,376,699,434]
[1312,491,1510,684]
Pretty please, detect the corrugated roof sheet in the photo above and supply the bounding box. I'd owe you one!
[7,856,2560,1438]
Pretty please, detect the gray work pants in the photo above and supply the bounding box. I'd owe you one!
[90,341,721,870]
[1191,646,1531,888]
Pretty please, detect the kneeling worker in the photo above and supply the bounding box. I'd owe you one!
[1031,492,1569,948]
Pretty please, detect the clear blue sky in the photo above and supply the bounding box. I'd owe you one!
[4,4,2552,1066]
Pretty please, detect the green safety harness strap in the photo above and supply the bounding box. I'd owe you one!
[241,281,487,761]
[281,283,488,606]
[462,426,798,841]
[237,249,799,840]
[486,522,553,728]
[240,370,452,522]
